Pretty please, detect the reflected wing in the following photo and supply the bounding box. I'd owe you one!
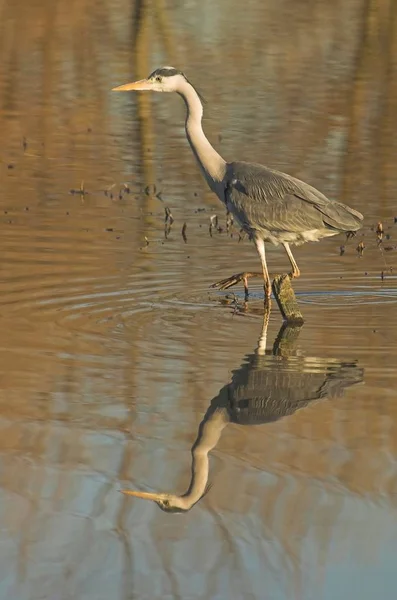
[227,161,363,233]
[228,356,363,425]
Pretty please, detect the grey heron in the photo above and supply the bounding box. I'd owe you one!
[120,312,363,512]
[113,67,364,301]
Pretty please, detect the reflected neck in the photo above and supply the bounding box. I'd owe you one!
[177,409,229,510]
[177,80,227,191]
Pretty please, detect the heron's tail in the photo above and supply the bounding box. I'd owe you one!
[321,201,364,233]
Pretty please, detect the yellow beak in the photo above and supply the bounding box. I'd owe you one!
[121,489,164,501]
[112,79,152,92]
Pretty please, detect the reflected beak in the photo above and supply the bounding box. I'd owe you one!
[121,489,164,502]
[112,79,152,92]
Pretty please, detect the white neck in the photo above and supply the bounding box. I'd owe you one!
[177,409,229,510]
[174,311,271,510]
[177,79,227,192]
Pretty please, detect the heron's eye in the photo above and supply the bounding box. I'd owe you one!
[155,76,162,82]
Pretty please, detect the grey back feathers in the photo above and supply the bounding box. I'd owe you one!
[226,162,363,243]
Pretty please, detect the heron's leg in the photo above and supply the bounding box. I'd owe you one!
[256,304,271,355]
[283,242,300,278]
[254,237,271,300]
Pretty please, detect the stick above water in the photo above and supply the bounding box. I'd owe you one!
[272,274,304,324]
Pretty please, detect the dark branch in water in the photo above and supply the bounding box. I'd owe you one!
[182,222,187,243]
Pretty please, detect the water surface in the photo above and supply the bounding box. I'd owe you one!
[0,1,397,599]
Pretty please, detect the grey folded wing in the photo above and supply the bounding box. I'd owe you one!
[226,161,363,234]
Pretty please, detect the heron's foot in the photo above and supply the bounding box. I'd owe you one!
[210,272,263,298]
[288,268,301,279]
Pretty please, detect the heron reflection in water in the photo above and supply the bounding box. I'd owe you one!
[121,313,363,512]
[113,67,363,303]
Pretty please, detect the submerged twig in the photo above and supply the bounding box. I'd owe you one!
[164,207,174,239]
[182,222,187,243]
[145,184,157,196]
[226,210,234,234]
[70,181,88,196]
[209,214,218,237]
[376,221,384,244]
[104,183,116,197]
[356,241,365,256]
[164,206,174,224]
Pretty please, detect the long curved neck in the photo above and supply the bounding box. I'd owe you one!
[177,79,227,192]
[177,408,229,510]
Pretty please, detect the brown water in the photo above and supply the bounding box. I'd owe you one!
[1,0,397,598]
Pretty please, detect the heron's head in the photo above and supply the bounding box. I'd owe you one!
[112,66,186,93]
[121,483,212,513]
[112,66,205,101]
[121,489,187,513]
